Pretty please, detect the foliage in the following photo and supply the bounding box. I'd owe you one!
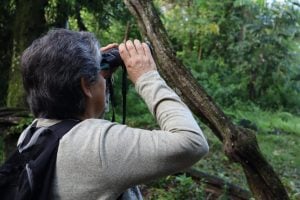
[225,103,300,135]
[8,116,34,136]
[143,174,206,199]
[156,0,300,114]
[45,0,132,30]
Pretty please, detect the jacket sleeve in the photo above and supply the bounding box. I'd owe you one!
[100,71,209,192]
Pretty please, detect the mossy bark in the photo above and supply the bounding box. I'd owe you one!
[124,0,289,199]
[7,0,48,107]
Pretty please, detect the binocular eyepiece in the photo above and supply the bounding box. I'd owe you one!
[100,43,153,72]
[100,48,123,72]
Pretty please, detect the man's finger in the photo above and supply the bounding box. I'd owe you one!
[134,39,145,55]
[142,42,152,58]
[119,43,130,62]
[125,40,137,57]
[100,43,118,52]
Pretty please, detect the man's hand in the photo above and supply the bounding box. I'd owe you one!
[119,40,157,84]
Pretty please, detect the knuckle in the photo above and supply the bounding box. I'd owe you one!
[127,45,134,51]
[126,40,133,45]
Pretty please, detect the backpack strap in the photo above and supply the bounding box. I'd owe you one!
[34,119,80,200]
[48,119,80,139]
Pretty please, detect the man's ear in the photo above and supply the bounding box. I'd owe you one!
[81,77,93,98]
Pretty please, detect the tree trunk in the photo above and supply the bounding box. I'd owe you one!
[75,4,88,31]
[0,1,14,107]
[6,0,48,107]
[124,0,289,199]
[52,0,69,28]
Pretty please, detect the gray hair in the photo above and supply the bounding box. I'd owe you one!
[21,29,102,119]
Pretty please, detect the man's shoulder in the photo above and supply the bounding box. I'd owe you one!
[58,118,125,153]
[58,119,112,158]
[80,118,111,126]
[67,118,112,135]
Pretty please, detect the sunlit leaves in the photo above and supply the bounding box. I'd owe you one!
[156,0,300,112]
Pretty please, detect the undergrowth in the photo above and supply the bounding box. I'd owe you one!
[142,105,300,198]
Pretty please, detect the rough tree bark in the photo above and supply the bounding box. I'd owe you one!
[124,0,289,199]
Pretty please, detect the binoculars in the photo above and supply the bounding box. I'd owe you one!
[100,43,152,72]
[100,47,123,72]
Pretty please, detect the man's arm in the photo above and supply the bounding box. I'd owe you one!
[100,40,209,192]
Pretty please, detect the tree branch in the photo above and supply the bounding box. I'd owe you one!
[124,21,131,42]
[75,4,87,31]
[182,168,252,200]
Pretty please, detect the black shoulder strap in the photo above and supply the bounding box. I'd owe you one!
[48,119,80,139]
[34,119,80,200]
[121,64,127,124]
[107,66,127,124]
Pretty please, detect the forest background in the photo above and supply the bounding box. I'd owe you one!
[0,0,299,199]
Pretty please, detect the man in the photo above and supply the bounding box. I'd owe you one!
[20,29,209,199]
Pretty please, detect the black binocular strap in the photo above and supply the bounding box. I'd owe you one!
[121,65,127,125]
[107,77,116,122]
[107,66,127,124]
